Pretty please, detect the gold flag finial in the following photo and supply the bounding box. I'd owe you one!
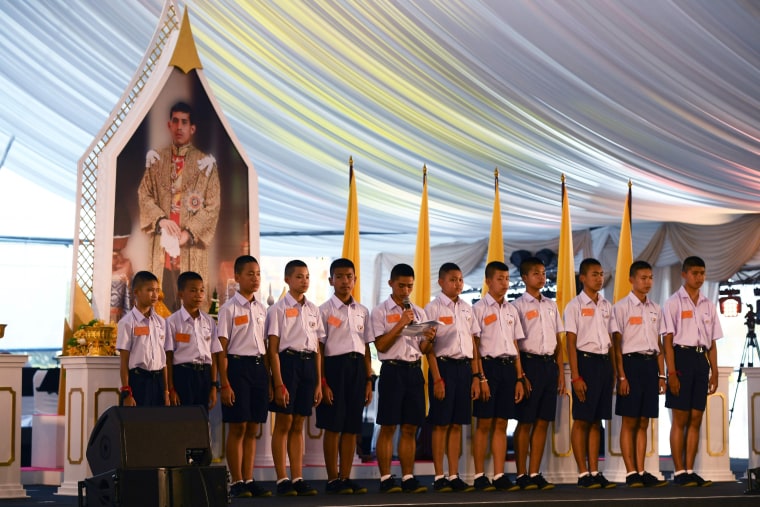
[169,8,203,74]
[628,178,633,189]
[561,173,566,184]
[349,155,353,167]
[494,167,499,186]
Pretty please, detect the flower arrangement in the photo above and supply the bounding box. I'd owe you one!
[66,319,117,356]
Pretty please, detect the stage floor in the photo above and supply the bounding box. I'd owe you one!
[10,476,759,507]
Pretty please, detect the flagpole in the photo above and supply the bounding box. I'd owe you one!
[341,155,361,300]
[482,167,504,297]
[613,180,633,303]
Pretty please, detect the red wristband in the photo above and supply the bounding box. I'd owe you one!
[321,377,328,386]
[221,384,231,390]
[571,376,583,383]
[434,378,445,385]
[120,385,132,394]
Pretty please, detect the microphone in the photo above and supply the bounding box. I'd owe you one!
[402,297,412,311]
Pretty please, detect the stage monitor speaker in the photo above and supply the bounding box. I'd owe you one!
[82,466,227,507]
[87,406,211,475]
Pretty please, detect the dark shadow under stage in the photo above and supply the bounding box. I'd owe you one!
[8,477,759,507]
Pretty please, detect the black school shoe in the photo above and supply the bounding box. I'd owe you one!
[379,476,402,493]
[246,480,272,497]
[292,479,318,496]
[344,478,368,494]
[641,471,668,488]
[449,475,475,492]
[433,477,453,492]
[593,472,616,489]
[276,479,297,496]
[473,475,496,492]
[401,476,428,493]
[325,478,353,495]
[530,473,555,490]
[578,474,601,489]
[493,474,521,492]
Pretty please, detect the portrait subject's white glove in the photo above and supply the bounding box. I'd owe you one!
[145,149,160,168]
[198,155,216,177]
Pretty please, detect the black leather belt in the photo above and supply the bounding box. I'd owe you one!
[676,344,707,354]
[438,356,471,365]
[580,351,609,360]
[284,349,316,359]
[624,352,656,360]
[130,367,162,377]
[176,362,210,371]
[229,354,264,364]
[334,351,364,360]
[483,355,516,365]
[521,352,555,362]
[382,359,421,367]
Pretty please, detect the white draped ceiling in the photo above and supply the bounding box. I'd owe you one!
[1,0,759,257]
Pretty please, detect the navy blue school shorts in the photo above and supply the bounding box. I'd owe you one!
[376,360,425,427]
[515,353,558,424]
[473,356,518,420]
[127,367,165,407]
[572,351,613,422]
[222,355,269,424]
[269,350,317,417]
[615,353,659,419]
[172,363,211,407]
[665,346,710,412]
[316,352,366,434]
[427,357,473,426]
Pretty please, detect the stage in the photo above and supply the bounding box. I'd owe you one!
[10,475,759,507]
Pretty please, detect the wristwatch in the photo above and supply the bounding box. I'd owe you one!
[472,373,484,380]
[211,381,222,389]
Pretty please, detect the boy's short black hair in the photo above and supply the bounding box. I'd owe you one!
[682,256,705,272]
[177,271,203,291]
[170,101,194,124]
[579,258,602,276]
[285,259,308,277]
[132,271,158,291]
[330,258,355,278]
[390,263,414,280]
[438,262,462,278]
[519,256,545,276]
[485,260,509,280]
[234,255,259,275]
[629,260,652,277]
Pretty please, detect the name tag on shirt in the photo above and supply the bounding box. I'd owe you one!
[175,333,191,343]
[581,308,595,317]
[681,310,694,319]
[285,308,299,318]
[387,314,401,323]
[134,326,150,336]
[628,316,643,325]
[234,315,249,326]
[327,315,342,327]
[439,316,454,325]
[525,309,539,320]
[484,313,497,325]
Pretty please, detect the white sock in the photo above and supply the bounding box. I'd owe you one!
[579,472,589,478]
[292,477,303,483]
[276,478,289,485]
[626,471,637,478]
[474,472,484,479]
[402,474,413,481]
[530,473,539,478]
[493,473,504,480]
[435,474,445,481]
[447,474,459,481]
[591,471,599,476]
[380,474,391,482]
[675,469,686,476]
[686,469,693,474]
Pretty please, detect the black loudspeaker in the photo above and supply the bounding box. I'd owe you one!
[87,406,211,475]
[82,466,228,507]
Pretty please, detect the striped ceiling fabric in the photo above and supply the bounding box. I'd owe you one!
[1,0,759,246]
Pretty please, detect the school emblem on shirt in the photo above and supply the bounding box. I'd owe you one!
[175,332,191,343]
[681,310,694,319]
[387,314,401,323]
[484,314,497,325]
[525,309,539,320]
[327,315,342,327]
[134,326,150,336]
[628,316,643,325]
[581,308,595,317]
[439,316,454,325]
[285,308,299,318]
[234,315,249,326]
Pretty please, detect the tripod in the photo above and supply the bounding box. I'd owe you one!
[729,305,760,424]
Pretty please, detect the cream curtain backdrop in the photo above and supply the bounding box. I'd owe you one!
[371,214,760,307]
[1,0,759,250]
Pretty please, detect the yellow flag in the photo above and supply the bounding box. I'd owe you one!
[556,174,576,363]
[341,156,361,301]
[411,165,431,307]
[613,181,633,303]
[482,168,504,297]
